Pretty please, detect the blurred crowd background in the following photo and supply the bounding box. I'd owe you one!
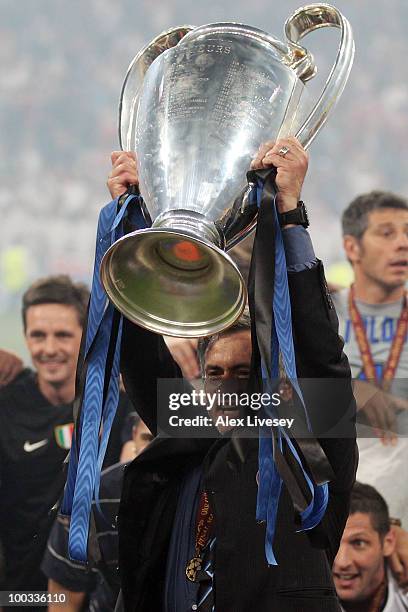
[1,0,408,358]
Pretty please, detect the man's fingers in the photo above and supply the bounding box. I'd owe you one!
[251,138,308,176]
[111,151,122,164]
[394,396,408,411]
[382,426,398,446]
[0,351,23,387]
[385,406,397,443]
[265,139,308,165]
[109,174,137,189]
[256,141,275,159]
[0,371,9,386]
[375,405,389,445]
[107,175,138,199]
[250,136,307,170]
[111,151,136,167]
[250,141,275,169]
[109,161,138,180]
[390,526,408,588]
[260,152,297,170]
[178,347,200,379]
[380,395,398,445]
[361,390,400,445]
[1,366,14,385]
[282,136,308,155]
[390,550,404,579]
[381,403,398,445]
[362,400,387,443]
[108,171,138,186]
[107,152,139,199]
[163,337,200,380]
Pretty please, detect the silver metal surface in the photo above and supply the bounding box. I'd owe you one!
[119,26,194,151]
[103,5,354,337]
[101,228,246,337]
[285,4,355,148]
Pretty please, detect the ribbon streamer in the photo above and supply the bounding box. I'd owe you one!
[61,194,145,563]
[248,170,329,565]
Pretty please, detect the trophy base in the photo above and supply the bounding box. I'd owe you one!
[100,227,247,337]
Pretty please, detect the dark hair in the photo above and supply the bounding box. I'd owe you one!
[22,275,90,330]
[342,190,408,239]
[350,482,390,538]
[197,309,251,375]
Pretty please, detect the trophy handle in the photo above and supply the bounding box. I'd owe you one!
[118,25,194,150]
[284,3,355,150]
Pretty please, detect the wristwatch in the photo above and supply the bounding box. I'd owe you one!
[278,201,309,228]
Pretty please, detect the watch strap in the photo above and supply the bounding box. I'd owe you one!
[278,201,309,228]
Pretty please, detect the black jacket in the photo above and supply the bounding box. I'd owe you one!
[118,262,358,612]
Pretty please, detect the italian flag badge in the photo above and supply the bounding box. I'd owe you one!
[55,423,74,449]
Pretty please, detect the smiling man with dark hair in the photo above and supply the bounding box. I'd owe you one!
[0,276,87,598]
[0,275,132,601]
[334,482,408,611]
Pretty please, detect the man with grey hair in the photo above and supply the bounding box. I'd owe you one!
[108,139,357,612]
[331,190,408,544]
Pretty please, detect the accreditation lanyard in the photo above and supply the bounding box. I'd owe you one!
[348,285,408,391]
[185,491,215,583]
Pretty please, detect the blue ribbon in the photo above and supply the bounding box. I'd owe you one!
[61,193,146,563]
[253,180,329,565]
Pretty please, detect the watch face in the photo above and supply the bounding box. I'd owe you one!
[302,203,309,227]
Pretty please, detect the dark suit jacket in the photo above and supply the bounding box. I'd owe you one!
[118,262,358,612]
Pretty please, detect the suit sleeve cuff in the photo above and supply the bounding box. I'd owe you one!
[282,226,318,272]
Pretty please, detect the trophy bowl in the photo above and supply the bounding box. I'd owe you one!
[101,4,354,337]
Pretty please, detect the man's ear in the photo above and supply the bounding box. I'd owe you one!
[382,528,397,558]
[343,235,362,265]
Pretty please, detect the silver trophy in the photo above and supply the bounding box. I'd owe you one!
[101,4,354,337]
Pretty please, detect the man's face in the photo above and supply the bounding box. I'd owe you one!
[345,208,408,290]
[25,303,83,390]
[132,420,154,456]
[333,512,395,603]
[204,330,251,428]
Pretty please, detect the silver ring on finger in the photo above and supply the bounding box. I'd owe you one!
[278,146,290,158]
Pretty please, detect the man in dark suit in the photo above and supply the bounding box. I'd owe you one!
[108,138,358,611]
